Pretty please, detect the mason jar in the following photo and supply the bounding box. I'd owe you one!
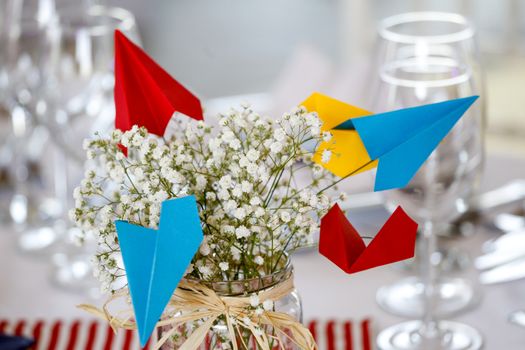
[158,257,302,350]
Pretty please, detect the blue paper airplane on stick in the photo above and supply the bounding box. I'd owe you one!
[115,196,203,347]
[333,96,479,191]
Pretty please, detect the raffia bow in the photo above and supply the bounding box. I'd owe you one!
[79,276,317,350]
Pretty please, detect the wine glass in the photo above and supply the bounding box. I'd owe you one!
[3,0,64,251]
[371,15,484,350]
[0,1,12,224]
[372,12,486,321]
[44,4,139,293]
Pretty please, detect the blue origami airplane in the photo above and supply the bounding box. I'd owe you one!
[115,196,203,347]
[303,93,479,191]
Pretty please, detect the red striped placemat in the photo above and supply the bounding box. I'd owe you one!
[0,318,373,350]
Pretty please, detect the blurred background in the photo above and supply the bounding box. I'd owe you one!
[111,0,525,155]
[1,0,525,349]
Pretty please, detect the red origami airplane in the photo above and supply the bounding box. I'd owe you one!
[114,30,203,137]
[319,204,418,274]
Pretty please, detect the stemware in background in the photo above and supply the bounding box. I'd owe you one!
[372,12,486,321]
[3,0,62,250]
[371,13,484,350]
[0,0,13,224]
[45,4,140,293]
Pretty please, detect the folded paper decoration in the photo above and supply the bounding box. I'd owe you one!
[115,196,203,347]
[302,93,478,191]
[319,204,418,274]
[114,30,203,137]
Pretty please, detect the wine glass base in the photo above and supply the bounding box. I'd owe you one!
[377,320,483,350]
[377,277,480,318]
[17,227,58,254]
[51,252,102,299]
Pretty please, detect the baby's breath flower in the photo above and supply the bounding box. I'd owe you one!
[241,181,252,193]
[217,189,230,201]
[321,149,332,163]
[219,175,232,189]
[229,139,241,150]
[231,246,241,261]
[196,175,207,190]
[280,211,291,223]
[75,104,337,292]
[219,262,229,271]
[233,208,247,220]
[270,142,283,154]
[198,265,212,278]
[254,207,265,218]
[254,256,264,265]
[249,197,261,206]
[246,149,259,162]
[235,226,250,239]
[249,295,260,307]
[262,300,274,311]
[273,129,286,142]
[232,186,243,198]
[242,316,251,326]
[199,241,211,256]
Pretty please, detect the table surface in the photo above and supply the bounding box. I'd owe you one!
[1,154,524,349]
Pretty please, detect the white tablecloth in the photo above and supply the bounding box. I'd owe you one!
[1,154,525,349]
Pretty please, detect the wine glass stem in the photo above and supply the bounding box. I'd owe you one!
[420,148,440,339]
[54,146,71,217]
[9,106,30,227]
[421,219,439,338]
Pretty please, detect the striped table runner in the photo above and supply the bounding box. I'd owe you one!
[0,318,373,350]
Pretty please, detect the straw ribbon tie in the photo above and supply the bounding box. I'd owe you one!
[78,275,317,350]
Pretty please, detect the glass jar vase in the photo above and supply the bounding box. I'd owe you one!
[158,257,303,350]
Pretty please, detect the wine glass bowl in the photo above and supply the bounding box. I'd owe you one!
[46,5,139,163]
[376,12,481,80]
[378,58,484,225]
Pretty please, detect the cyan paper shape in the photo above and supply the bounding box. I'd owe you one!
[335,96,479,191]
[115,195,203,347]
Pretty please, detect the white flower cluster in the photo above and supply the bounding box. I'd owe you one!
[73,105,338,293]
[71,125,194,290]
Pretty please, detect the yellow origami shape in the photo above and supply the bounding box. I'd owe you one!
[302,92,378,178]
